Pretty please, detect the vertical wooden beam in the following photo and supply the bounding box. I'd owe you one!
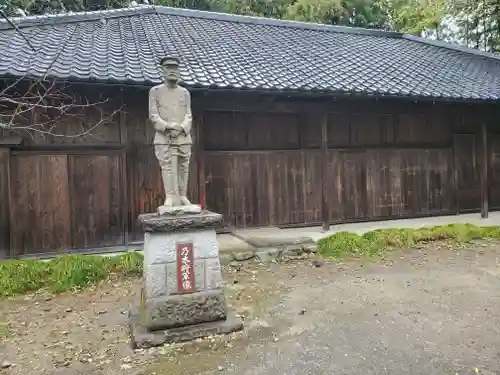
[119,89,129,249]
[451,135,458,214]
[196,111,206,209]
[0,148,11,259]
[320,114,330,231]
[480,122,489,218]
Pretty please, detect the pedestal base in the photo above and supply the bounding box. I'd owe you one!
[132,210,243,348]
[129,305,243,349]
[142,289,228,330]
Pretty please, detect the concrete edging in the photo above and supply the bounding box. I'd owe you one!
[219,243,318,265]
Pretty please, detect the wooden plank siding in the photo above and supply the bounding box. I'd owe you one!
[204,150,323,228]
[1,86,498,256]
[9,154,72,255]
[69,153,124,249]
[0,149,10,258]
[201,99,461,228]
[489,135,500,210]
[454,134,480,211]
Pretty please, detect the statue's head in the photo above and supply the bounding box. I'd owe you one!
[159,56,181,85]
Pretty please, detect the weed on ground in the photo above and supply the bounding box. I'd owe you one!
[0,252,143,298]
[318,223,500,258]
[1,223,499,298]
[0,321,11,340]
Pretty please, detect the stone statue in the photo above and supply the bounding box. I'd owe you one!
[149,56,200,215]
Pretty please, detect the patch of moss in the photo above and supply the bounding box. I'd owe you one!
[317,231,383,258]
[318,224,500,258]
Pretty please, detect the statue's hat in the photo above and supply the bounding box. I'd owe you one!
[159,56,180,67]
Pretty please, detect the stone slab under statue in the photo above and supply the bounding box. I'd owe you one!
[129,56,242,348]
[158,204,202,216]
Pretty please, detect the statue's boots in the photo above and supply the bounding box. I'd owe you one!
[162,169,177,207]
[178,149,192,206]
[164,194,174,207]
[180,196,191,205]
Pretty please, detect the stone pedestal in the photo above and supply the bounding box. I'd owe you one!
[129,210,243,349]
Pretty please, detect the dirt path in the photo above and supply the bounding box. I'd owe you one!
[1,240,500,375]
[0,254,292,375]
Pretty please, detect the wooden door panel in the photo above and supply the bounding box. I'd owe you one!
[69,153,124,249]
[10,154,71,255]
[489,135,500,209]
[454,134,480,211]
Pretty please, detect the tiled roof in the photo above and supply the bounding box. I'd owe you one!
[1,5,500,101]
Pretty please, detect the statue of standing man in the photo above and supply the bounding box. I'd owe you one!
[149,56,200,215]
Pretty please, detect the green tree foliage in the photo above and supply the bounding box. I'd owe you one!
[209,0,294,17]
[155,0,212,11]
[284,0,389,29]
[284,0,343,23]
[379,0,499,51]
[1,0,130,15]
[449,0,500,52]
[377,0,446,35]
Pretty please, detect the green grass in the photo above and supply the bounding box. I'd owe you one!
[0,322,11,339]
[0,252,143,298]
[317,223,500,258]
[1,224,499,298]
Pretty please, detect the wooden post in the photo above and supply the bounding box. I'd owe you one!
[0,137,21,258]
[481,122,489,218]
[320,114,330,231]
[0,148,10,259]
[451,135,458,214]
[118,91,129,249]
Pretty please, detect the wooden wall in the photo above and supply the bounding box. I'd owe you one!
[490,135,500,209]
[200,96,497,228]
[0,85,498,256]
[0,84,199,256]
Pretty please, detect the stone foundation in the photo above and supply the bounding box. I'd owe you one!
[130,210,243,348]
[130,306,243,349]
[142,289,228,330]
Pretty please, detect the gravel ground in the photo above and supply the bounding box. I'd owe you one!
[1,240,500,375]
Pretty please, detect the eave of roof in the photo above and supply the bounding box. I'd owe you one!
[2,74,497,105]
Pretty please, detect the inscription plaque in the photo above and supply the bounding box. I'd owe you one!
[176,242,195,294]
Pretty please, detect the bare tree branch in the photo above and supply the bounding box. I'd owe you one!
[0,11,123,141]
[1,96,111,109]
[0,9,37,52]
[0,108,122,138]
[1,79,124,141]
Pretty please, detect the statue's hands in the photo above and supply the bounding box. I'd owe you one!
[168,122,183,132]
[166,122,183,138]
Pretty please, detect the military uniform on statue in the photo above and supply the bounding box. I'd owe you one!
[148,56,201,215]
